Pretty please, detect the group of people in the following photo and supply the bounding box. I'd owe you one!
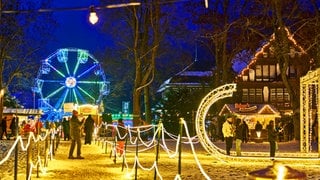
[67,110,127,159]
[222,117,249,156]
[68,110,95,159]
[222,116,278,158]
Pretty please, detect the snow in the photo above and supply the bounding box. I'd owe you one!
[1,139,320,180]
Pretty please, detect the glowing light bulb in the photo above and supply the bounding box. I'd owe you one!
[89,6,98,25]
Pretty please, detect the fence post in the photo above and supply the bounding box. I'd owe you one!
[154,120,162,180]
[134,130,139,180]
[178,118,184,176]
[14,117,19,180]
[44,133,49,167]
[26,134,33,180]
[121,130,128,172]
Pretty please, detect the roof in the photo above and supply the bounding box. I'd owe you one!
[218,103,280,117]
[3,108,43,115]
[237,27,308,79]
[158,59,214,93]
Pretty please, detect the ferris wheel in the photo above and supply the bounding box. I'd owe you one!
[32,48,110,116]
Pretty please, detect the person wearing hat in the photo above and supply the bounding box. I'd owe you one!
[222,116,235,155]
[68,110,85,159]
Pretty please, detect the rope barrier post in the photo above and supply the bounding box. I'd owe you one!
[134,130,139,180]
[14,117,19,180]
[49,131,52,160]
[154,120,162,180]
[121,130,128,172]
[44,132,49,167]
[178,118,184,176]
[109,137,115,158]
[26,134,32,180]
[113,136,117,164]
[36,125,40,178]
[36,136,40,178]
[105,140,108,154]
[52,131,55,156]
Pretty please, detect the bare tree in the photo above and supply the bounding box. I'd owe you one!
[0,0,54,118]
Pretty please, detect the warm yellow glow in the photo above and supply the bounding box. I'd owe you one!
[274,164,287,180]
[106,2,141,9]
[89,12,98,24]
[256,131,261,138]
[0,88,4,97]
[89,6,98,25]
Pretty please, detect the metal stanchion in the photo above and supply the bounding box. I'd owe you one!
[26,135,32,180]
[134,131,139,180]
[121,132,128,172]
[44,133,49,167]
[14,117,19,180]
[178,118,183,176]
[154,120,162,180]
[36,125,40,178]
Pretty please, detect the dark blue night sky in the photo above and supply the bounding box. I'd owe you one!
[44,0,112,58]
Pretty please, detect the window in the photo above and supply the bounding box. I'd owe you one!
[288,65,296,78]
[249,89,255,102]
[263,65,269,81]
[242,88,263,103]
[270,65,276,80]
[256,89,263,103]
[284,88,290,101]
[270,88,276,102]
[242,89,248,102]
[270,88,290,103]
[256,65,262,81]
[277,88,284,102]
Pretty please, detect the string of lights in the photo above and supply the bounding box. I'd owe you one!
[1,1,210,25]
[1,117,320,179]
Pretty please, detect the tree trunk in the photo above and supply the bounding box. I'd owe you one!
[144,87,152,124]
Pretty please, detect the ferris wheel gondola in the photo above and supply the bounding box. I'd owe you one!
[32,48,110,119]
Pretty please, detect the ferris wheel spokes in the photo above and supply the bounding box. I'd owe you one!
[76,63,99,79]
[46,62,66,78]
[34,48,110,120]
[45,86,66,99]
[77,86,96,101]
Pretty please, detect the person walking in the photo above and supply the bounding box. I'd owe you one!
[242,120,250,143]
[68,110,85,159]
[255,121,263,138]
[84,115,95,145]
[113,118,126,156]
[62,117,70,141]
[10,116,18,139]
[267,120,278,159]
[234,118,244,156]
[0,116,8,140]
[222,116,234,155]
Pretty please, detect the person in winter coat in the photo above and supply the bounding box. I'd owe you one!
[242,120,250,143]
[234,118,244,156]
[255,121,263,138]
[267,120,278,158]
[84,115,95,145]
[62,117,70,141]
[68,110,85,159]
[0,117,8,140]
[113,118,126,155]
[222,117,234,155]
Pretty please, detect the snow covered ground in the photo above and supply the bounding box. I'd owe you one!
[1,139,320,180]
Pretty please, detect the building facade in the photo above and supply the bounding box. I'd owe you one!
[234,28,311,116]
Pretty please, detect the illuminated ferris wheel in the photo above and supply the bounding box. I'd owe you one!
[32,48,110,115]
